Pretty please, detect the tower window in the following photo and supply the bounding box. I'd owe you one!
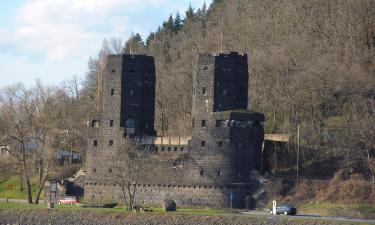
[217,170,223,176]
[91,120,99,128]
[110,120,114,127]
[93,140,98,146]
[130,89,134,96]
[111,69,116,73]
[111,89,115,96]
[202,87,207,95]
[109,140,114,146]
[200,170,204,176]
[218,141,223,147]
[201,141,206,147]
[216,120,226,127]
[93,168,96,173]
[201,120,206,127]
[108,169,112,173]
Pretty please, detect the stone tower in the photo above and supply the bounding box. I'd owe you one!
[85,54,156,202]
[189,52,264,198]
[103,54,156,137]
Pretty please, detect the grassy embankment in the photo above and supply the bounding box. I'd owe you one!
[0,176,40,199]
[298,202,375,219]
[0,202,228,215]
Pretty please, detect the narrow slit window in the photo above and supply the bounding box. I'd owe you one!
[202,87,207,95]
[109,120,114,127]
[201,120,206,127]
[109,140,114,146]
[93,140,98,146]
[201,141,206,147]
[111,89,115,96]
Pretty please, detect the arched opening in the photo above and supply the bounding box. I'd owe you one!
[125,118,136,134]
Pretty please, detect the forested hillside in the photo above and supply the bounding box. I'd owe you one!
[83,0,375,183]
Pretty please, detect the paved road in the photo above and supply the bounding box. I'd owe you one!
[242,211,375,224]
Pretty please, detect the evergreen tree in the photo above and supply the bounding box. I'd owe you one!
[185,4,195,21]
[146,32,155,47]
[166,14,174,32]
[174,12,183,32]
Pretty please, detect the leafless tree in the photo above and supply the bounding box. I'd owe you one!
[114,135,150,210]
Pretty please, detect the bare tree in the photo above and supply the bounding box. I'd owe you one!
[114,135,150,210]
[0,82,62,204]
[0,84,34,203]
[28,81,62,204]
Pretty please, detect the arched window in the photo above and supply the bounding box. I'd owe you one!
[125,118,136,134]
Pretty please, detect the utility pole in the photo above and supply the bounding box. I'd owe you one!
[296,124,300,182]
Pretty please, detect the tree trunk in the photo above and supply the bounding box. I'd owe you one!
[18,171,23,192]
[34,175,48,204]
[21,153,32,204]
[24,176,33,204]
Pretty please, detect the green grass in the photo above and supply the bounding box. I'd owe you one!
[0,176,41,199]
[297,201,375,219]
[0,202,230,215]
[298,201,375,211]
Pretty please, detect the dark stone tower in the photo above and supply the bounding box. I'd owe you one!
[85,54,156,203]
[105,54,156,137]
[189,52,264,207]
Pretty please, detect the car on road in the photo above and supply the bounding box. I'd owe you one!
[270,204,297,215]
[57,196,79,205]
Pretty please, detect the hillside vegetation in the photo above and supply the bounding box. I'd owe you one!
[84,0,375,181]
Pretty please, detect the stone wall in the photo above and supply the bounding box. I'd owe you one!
[85,182,252,208]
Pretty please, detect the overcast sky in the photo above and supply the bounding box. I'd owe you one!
[0,0,211,88]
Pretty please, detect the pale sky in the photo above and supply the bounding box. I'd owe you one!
[0,0,211,88]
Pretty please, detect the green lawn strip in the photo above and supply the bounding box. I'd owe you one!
[0,176,41,199]
[298,201,375,211]
[296,202,375,219]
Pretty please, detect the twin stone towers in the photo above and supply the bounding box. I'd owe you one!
[85,52,265,208]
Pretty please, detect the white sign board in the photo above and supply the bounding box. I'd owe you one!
[50,181,57,193]
[272,200,277,215]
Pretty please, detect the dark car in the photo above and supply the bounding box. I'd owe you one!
[270,204,297,215]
